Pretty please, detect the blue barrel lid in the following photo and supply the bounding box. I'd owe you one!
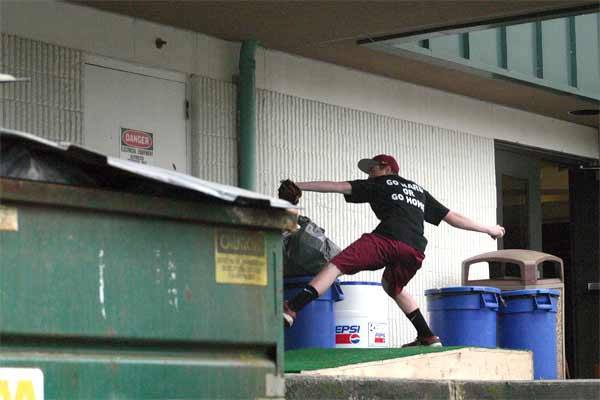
[502,288,560,297]
[425,286,501,296]
[339,281,382,286]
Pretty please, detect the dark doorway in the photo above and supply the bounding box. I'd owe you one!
[540,161,572,379]
[569,167,599,378]
[496,143,599,379]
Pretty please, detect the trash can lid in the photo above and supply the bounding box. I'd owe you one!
[424,286,501,296]
[339,281,382,286]
[284,275,344,286]
[501,288,560,297]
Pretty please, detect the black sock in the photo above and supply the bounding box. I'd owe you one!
[406,308,434,338]
[288,285,319,312]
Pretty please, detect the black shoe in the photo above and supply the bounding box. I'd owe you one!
[402,335,443,348]
[283,301,296,328]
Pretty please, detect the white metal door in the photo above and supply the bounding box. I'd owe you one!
[84,62,188,173]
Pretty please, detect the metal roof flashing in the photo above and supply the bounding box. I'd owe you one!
[0,128,299,210]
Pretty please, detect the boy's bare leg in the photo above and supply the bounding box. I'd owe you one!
[308,262,343,295]
[394,289,418,314]
[394,288,441,346]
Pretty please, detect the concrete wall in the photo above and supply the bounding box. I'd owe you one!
[190,76,237,185]
[285,375,600,400]
[260,49,599,160]
[0,33,83,142]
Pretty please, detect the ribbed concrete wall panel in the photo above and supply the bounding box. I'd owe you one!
[0,34,82,143]
[257,89,497,347]
[190,75,237,185]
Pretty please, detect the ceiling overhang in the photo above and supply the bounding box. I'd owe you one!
[71,1,600,128]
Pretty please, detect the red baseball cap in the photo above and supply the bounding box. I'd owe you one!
[358,154,399,174]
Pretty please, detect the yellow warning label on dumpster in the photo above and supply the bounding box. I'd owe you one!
[0,368,44,400]
[215,229,267,286]
[0,206,18,232]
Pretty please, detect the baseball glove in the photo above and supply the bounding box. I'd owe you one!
[278,179,302,205]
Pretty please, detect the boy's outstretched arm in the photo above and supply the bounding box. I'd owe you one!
[443,210,505,239]
[296,181,352,195]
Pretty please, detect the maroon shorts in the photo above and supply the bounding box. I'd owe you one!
[330,233,425,298]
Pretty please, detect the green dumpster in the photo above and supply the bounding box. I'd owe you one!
[0,129,294,399]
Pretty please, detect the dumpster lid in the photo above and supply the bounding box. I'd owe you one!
[502,288,560,297]
[425,286,501,296]
[0,128,298,209]
[462,250,562,266]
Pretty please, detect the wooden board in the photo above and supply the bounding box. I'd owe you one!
[300,348,533,380]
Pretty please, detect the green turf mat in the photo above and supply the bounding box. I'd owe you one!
[285,346,465,373]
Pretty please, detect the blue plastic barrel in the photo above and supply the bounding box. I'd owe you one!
[425,286,501,348]
[284,276,344,350]
[499,289,559,379]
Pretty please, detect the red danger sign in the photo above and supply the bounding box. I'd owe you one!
[121,129,153,150]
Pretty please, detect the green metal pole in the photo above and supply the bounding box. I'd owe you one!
[238,40,259,190]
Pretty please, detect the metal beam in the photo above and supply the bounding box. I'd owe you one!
[568,16,578,87]
[535,21,544,79]
[499,27,508,69]
[461,33,470,59]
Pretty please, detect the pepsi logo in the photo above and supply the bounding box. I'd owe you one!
[336,325,360,334]
[335,333,361,345]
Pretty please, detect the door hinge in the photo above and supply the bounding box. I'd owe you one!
[185,100,190,120]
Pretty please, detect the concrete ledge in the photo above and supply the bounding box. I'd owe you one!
[285,375,600,400]
[458,380,600,400]
[285,375,450,400]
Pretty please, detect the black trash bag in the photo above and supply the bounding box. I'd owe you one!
[0,136,207,199]
[0,138,99,186]
[283,215,341,277]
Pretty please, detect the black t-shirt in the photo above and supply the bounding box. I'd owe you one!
[344,175,449,252]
